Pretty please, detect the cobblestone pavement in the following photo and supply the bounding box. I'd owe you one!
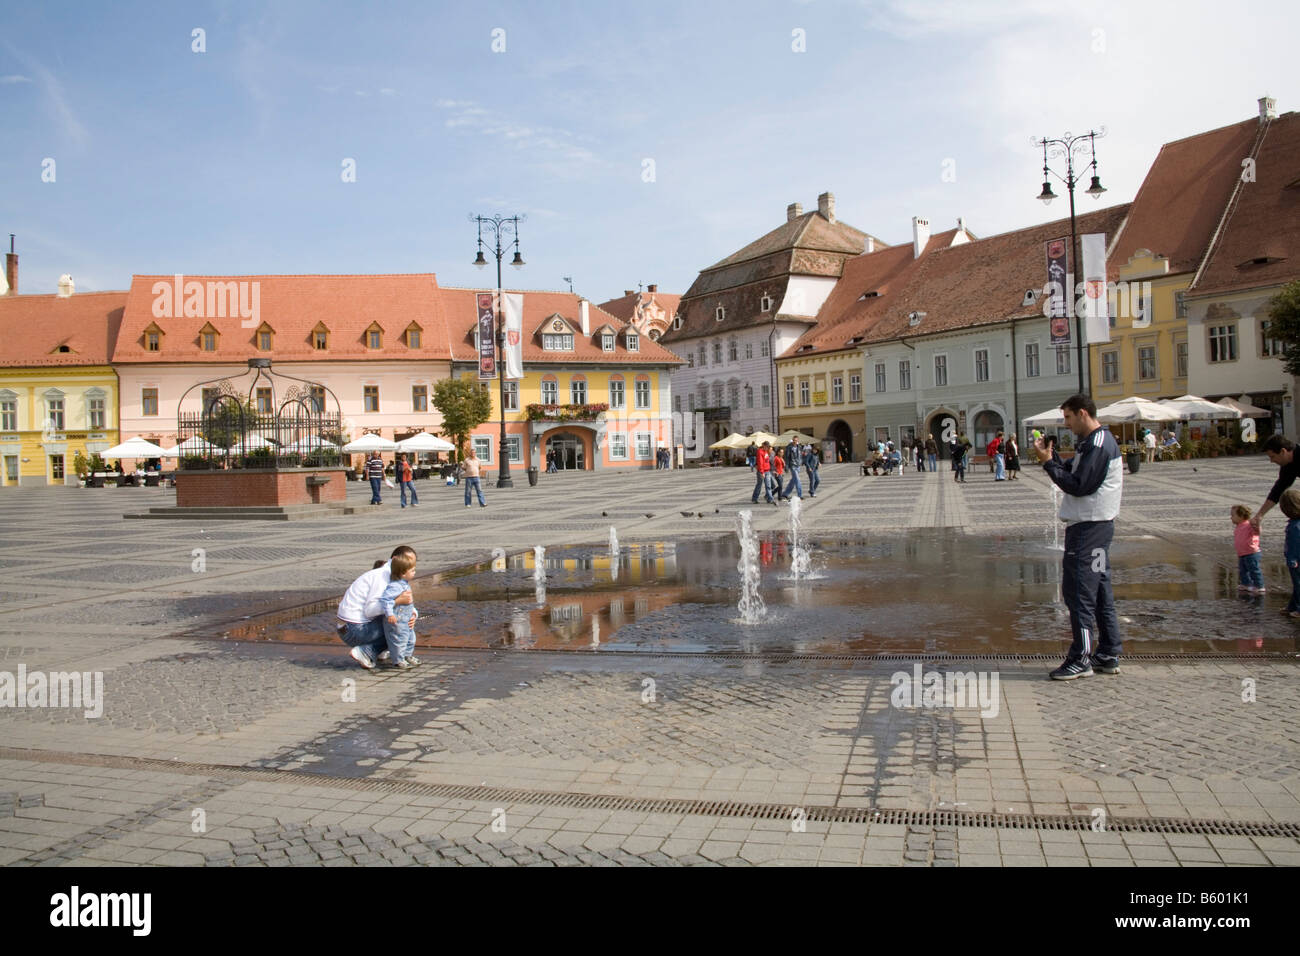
[1,459,1299,866]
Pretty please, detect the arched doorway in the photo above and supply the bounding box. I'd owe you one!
[546,431,587,470]
[972,409,1004,455]
[926,410,958,459]
[827,420,853,462]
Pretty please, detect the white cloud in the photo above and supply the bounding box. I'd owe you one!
[0,74,33,84]
[436,99,605,175]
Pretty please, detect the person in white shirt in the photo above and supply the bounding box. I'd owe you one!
[337,545,418,669]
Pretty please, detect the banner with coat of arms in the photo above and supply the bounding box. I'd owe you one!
[1080,232,1110,345]
[502,293,524,380]
[1045,237,1070,346]
[476,292,496,380]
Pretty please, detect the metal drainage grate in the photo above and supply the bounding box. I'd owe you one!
[4,746,1297,839]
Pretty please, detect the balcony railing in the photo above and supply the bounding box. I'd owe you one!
[524,402,610,422]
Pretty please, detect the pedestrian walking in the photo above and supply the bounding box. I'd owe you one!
[781,437,804,500]
[752,441,776,505]
[365,452,385,505]
[746,443,757,471]
[462,447,486,507]
[772,445,787,498]
[1004,433,1021,480]
[952,438,968,483]
[1231,505,1265,593]
[1281,490,1300,617]
[399,455,419,508]
[1034,394,1123,680]
[1143,428,1157,464]
[925,434,937,472]
[1249,435,1300,532]
[989,429,1006,481]
[804,443,820,497]
[546,449,557,473]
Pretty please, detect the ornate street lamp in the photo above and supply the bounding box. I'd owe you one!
[471,213,525,488]
[1034,129,1107,395]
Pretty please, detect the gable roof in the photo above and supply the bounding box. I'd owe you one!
[0,291,127,367]
[704,210,881,272]
[1190,111,1300,296]
[439,288,683,366]
[113,274,453,362]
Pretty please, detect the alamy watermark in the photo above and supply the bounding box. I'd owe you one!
[889,664,999,719]
[0,665,103,718]
[151,274,261,328]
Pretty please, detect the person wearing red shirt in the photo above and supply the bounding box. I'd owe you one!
[988,430,1006,481]
[399,455,419,508]
[751,441,777,505]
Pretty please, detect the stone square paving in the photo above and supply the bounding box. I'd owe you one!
[1,457,1298,867]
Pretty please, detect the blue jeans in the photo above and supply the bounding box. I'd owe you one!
[1062,520,1122,662]
[806,467,819,495]
[465,476,485,506]
[928,453,937,471]
[339,618,387,662]
[1288,561,1300,612]
[384,605,416,659]
[994,453,1006,480]
[400,480,418,507]
[1238,553,1263,589]
[368,476,382,503]
[752,471,774,503]
[782,468,803,498]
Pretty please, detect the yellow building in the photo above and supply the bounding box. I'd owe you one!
[0,291,125,486]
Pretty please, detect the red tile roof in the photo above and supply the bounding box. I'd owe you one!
[1191,111,1300,296]
[440,288,683,366]
[1113,117,1262,275]
[704,210,881,272]
[0,291,127,366]
[112,274,453,363]
[597,289,682,326]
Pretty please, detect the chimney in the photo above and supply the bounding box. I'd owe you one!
[4,235,15,296]
[1260,95,1278,121]
[647,283,657,293]
[579,298,589,335]
[864,236,874,254]
[624,290,634,296]
[912,216,930,259]
[57,274,75,297]
[817,192,836,223]
[787,202,803,221]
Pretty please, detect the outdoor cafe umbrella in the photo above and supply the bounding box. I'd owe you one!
[102,436,169,459]
[774,430,811,446]
[1217,396,1270,417]
[1095,397,1180,424]
[231,434,277,453]
[746,431,781,447]
[1022,407,1066,427]
[160,436,225,458]
[708,433,749,450]
[342,434,398,453]
[286,436,338,453]
[395,432,456,453]
[1159,395,1241,420]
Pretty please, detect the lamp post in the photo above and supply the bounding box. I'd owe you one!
[1034,129,1107,396]
[471,213,525,488]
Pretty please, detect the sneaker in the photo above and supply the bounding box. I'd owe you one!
[1251,587,1267,594]
[377,650,390,662]
[405,656,421,667]
[389,657,412,669]
[1289,611,1300,620]
[1049,658,1093,681]
[1091,655,1121,675]
[465,503,472,508]
[349,646,375,670]
[480,503,487,508]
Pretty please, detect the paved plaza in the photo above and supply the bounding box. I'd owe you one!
[1,457,1299,867]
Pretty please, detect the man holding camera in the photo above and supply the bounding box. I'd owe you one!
[1034,394,1123,680]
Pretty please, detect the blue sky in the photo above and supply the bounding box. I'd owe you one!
[3,0,1296,301]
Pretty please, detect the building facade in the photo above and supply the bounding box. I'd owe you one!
[597,285,680,342]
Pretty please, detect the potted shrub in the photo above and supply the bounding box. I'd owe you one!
[1202,431,1224,458]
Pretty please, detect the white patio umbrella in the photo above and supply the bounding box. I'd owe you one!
[342,434,398,453]
[102,436,169,458]
[395,432,456,453]
[232,434,277,453]
[1022,408,1066,427]
[1160,395,1241,420]
[708,433,749,450]
[1095,397,1181,424]
[1218,396,1270,417]
[286,435,338,453]
[160,436,225,458]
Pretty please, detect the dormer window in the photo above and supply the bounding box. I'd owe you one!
[255,322,274,352]
[542,318,573,351]
[312,323,329,350]
[715,305,726,322]
[405,323,422,349]
[199,322,219,352]
[673,315,683,330]
[626,332,639,352]
[602,332,615,351]
[760,295,772,312]
[144,323,163,352]
[365,323,383,349]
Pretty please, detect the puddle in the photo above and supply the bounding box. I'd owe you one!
[205,532,1300,657]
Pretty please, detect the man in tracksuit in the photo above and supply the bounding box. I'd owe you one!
[1034,394,1123,680]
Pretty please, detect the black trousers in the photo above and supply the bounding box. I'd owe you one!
[1062,520,1122,661]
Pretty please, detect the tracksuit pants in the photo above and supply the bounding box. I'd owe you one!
[1062,519,1123,663]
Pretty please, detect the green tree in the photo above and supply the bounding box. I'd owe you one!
[433,376,493,460]
[1265,280,1300,376]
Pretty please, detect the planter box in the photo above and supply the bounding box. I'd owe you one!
[176,467,348,508]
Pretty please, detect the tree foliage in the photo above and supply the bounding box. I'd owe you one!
[1266,280,1300,376]
[433,376,493,459]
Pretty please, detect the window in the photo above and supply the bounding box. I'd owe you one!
[202,331,216,351]
[673,395,681,413]
[541,378,558,404]
[412,385,428,412]
[785,381,795,407]
[713,383,724,405]
[1261,320,1284,357]
[367,329,382,349]
[610,433,628,460]
[146,331,160,351]
[202,387,220,414]
[1176,341,1189,377]
[364,385,379,412]
[1,400,16,431]
[728,383,739,409]
[760,295,772,312]
[543,333,574,350]
[713,342,723,364]
[313,329,328,350]
[934,355,948,387]
[974,349,989,382]
[799,380,811,406]
[1025,343,1040,378]
[761,385,770,408]
[899,361,911,391]
[745,385,753,408]
[875,363,886,392]
[698,346,706,367]
[602,333,615,351]
[1175,290,1187,319]
[635,378,651,409]
[688,394,695,412]
[1056,347,1071,375]
[635,432,653,459]
[1138,346,1156,380]
[728,340,738,362]
[51,455,64,480]
[609,377,625,409]
[626,332,639,352]
[698,385,708,408]
[505,435,522,464]
[1208,324,1237,363]
[849,374,861,402]
[832,376,844,403]
[499,381,516,412]
[142,388,159,416]
[89,397,105,429]
[47,399,64,431]
[687,354,694,368]
[760,340,770,358]
[257,330,272,351]
[570,378,587,405]
[472,435,493,463]
[256,387,272,413]
[407,328,421,349]
[310,386,325,413]
[745,342,753,359]
[715,305,725,322]
[1102,351,1119,384]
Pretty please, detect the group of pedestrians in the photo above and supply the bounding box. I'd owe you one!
[363,449,486,508]
[748,437,820,505]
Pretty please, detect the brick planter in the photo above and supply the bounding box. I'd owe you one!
[176,468,348,508]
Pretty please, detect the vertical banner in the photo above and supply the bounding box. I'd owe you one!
[1080,232,1110,345]
[1046,238,1070,345]
[476,292,496,380]
[502,293,524,380]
